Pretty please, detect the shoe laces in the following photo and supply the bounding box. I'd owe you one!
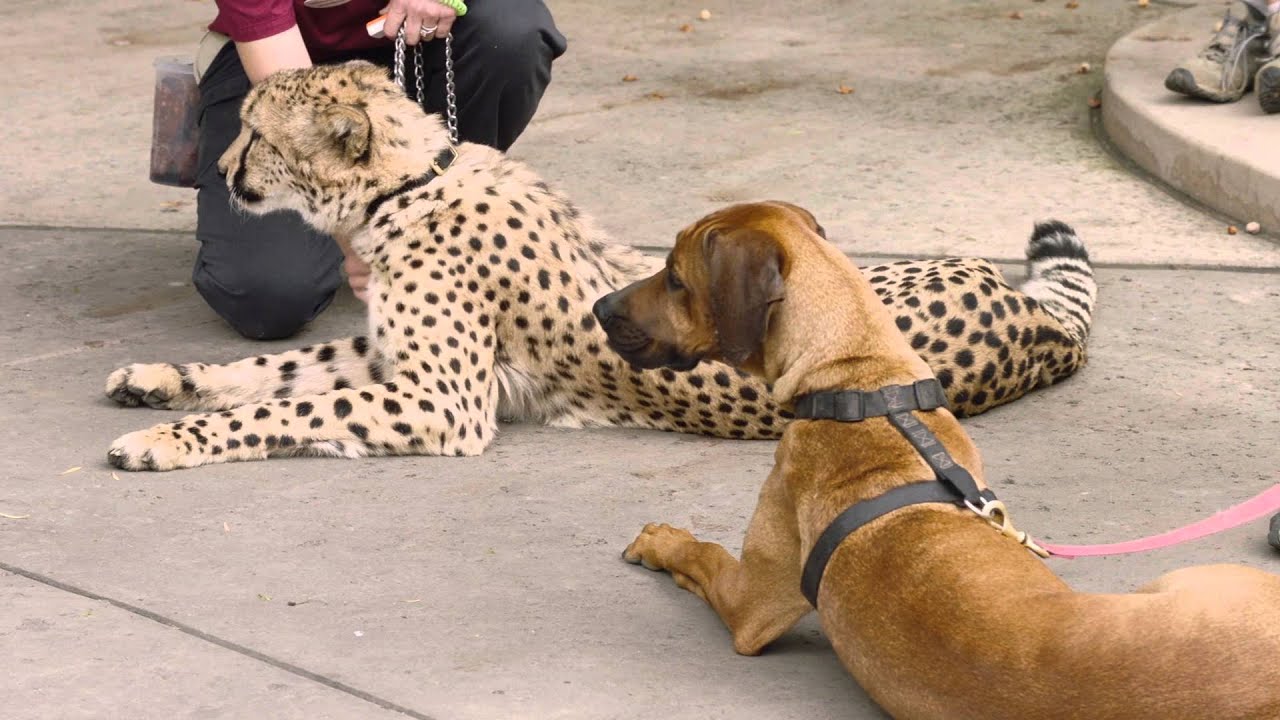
[1207,10,1268,92]
[1267,12,1280,61]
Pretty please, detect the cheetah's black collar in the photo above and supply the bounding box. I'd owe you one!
[364,146,458,221]
[794,378,1006,607]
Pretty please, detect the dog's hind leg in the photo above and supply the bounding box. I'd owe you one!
[623,469,811,656]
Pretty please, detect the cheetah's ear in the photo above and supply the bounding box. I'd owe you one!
[704,228,785,366]
[318,104,372,163]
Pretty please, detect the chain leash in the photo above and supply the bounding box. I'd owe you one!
[444,33,458,145]
[393,27,459,146]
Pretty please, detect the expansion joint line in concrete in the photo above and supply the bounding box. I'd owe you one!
[1,225,1276,273]
[1089,107,1279,246]
[632,246,1280,273]
[0,561,438,720]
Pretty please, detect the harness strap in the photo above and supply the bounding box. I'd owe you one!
[885,410,985,506]
[793,379,986,508]
[800,482,998,606]
[793,378,1007,608]
[793,378,948,422]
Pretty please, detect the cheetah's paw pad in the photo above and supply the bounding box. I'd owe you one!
[107,425,202,472]
[106,364,185,408]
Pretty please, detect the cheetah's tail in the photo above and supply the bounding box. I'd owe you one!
[1018,220,1097,347]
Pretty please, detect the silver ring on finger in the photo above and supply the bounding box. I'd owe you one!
[420,25,437,38]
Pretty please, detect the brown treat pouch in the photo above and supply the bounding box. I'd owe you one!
[149,57,201,188]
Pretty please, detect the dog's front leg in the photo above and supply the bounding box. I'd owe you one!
[624,470,811,655]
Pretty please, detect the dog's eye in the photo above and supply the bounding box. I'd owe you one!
[666,270,684,292]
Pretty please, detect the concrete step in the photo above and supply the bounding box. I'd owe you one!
[1102,2,1280,236]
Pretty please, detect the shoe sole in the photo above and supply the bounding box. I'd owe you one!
[1258,66,1280,113]
[1165,68,1243,103]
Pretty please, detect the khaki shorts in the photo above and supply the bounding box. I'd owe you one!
[194,31,231,84]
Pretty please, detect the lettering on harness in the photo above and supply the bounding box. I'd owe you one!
[882,386,905,410]
[911,427,937,447]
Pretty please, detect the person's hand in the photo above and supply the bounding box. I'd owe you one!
[382,0,457,45]
[336,236,372,303]
[344,254,372,302]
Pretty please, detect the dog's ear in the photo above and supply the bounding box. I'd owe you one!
[704,228,785,366]
[317,104,372,163]
[770,200,826,239]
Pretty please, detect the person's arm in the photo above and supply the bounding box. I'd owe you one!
[236,24,313,85]
[211,0,312,84]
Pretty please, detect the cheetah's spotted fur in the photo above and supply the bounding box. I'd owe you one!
[104,62,1097,471]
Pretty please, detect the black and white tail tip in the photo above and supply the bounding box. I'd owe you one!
[1020,220,1097,346]
[1027,220,1091,264]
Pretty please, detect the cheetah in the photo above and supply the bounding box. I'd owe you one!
[103,62,1097,471]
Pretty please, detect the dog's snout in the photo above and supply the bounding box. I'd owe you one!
[593,289,653,356]
[592,293,619,324]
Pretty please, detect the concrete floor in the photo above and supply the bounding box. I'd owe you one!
[3,1,1280,718]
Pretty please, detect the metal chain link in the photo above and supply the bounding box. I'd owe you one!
[444,33,458,145]
[393,29,406,89]
[393,27,459,146]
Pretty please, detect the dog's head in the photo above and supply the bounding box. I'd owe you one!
[592,201,826,374]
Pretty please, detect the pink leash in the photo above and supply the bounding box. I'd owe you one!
[1037,483,1280,559]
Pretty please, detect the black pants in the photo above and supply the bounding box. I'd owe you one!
[194,1,566,340]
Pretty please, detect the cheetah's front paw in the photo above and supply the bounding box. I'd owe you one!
[107,424,207,471]
[106,363,188,409]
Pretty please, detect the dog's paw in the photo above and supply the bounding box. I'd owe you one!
[623,523,698,571]
[106,363,188,409]
[107,424,205,472]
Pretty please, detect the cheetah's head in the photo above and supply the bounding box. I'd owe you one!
[217,61,453,235]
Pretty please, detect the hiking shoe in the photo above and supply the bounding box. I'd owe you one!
[1165,3,1269,103]
[1256,10,1280,113]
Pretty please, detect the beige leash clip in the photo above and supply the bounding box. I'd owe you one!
[965,498,1051,558]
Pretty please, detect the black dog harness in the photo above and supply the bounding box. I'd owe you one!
[795,379,1045,608]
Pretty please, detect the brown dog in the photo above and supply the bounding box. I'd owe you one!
[592,201,1280,719]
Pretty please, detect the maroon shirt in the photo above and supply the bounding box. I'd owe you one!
[209,0,389,61]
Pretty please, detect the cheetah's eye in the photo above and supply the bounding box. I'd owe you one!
[666,270,685,292]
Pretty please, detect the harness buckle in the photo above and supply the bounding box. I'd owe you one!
[964,497,1051,559]
[913,379,947,411]
[431,145,459,176]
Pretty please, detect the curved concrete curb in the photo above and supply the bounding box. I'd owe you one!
[1102,4,1280,236]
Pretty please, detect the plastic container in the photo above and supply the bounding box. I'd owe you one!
[149,56,201,188]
